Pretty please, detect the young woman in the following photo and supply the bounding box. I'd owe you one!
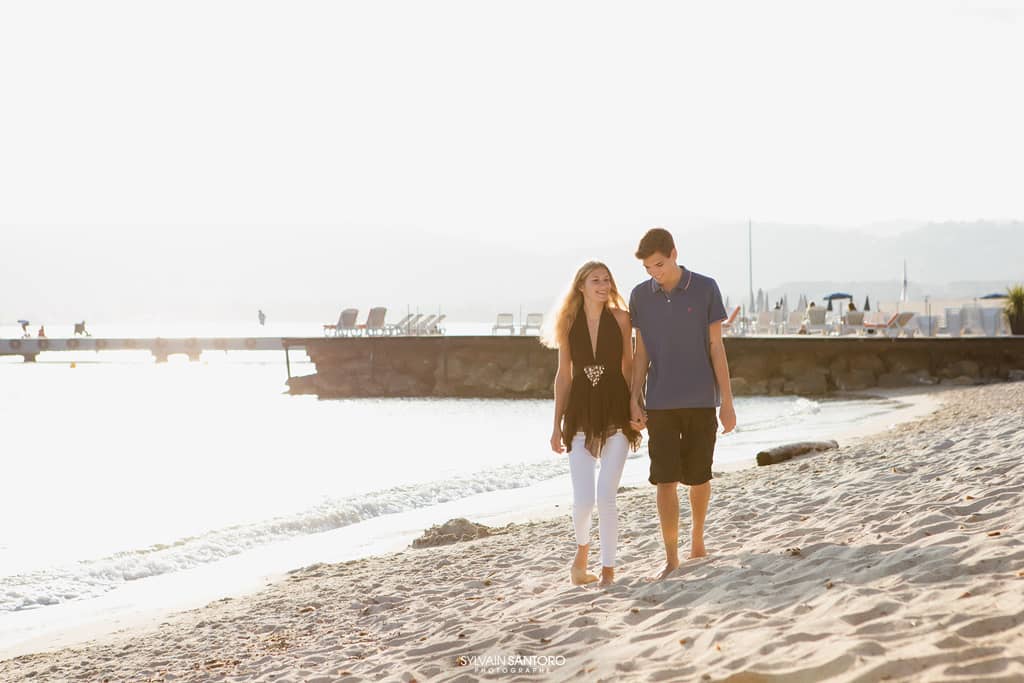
[545,261,641,587]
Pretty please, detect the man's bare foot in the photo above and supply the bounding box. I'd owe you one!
[571,566,599,585]
[654,559,680,581]
[599,566,615,587]
[689,542,707,560]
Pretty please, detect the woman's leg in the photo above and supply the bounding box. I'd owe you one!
[568,435,598,584]
[596,432,629,582]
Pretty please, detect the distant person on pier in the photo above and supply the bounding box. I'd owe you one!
[73,321,91,336]
[258,309,267,326]
[37,325,46,338]
[20,321,30,338]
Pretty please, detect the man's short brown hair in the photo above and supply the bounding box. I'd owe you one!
[635,228,675,260]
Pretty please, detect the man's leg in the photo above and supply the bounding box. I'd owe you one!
[688,481,711,559]
[656,482,680,578]
[682,408,717,559]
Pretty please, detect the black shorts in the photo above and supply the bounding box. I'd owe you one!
[646,408,717,486]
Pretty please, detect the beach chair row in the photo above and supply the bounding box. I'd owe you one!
[725,306,1012,338]
[730,309,917,337]
[492,312,543,335]
[323,309,446,337]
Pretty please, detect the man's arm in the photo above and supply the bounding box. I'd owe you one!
[630,329,649,430]
[709,321,736,433]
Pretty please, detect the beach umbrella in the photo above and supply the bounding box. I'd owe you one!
[979,292,1008,300]
[823,292,854,301]
[864,296,871,311]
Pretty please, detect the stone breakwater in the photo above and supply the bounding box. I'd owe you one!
[725,336,1024,396]
[287,336,1024,398]
[288,336,557,398]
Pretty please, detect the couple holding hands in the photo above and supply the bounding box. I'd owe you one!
[547,228,736,586]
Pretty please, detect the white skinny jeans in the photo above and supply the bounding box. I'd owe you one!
[568,431,629,568]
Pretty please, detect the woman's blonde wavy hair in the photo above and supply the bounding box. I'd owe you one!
[541,261,628,348]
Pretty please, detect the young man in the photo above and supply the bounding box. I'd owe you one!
[627,228,736,579]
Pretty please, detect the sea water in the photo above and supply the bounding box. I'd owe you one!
[0,330,910,652]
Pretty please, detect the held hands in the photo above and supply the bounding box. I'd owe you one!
[719,402,737,434]
[629,400,647,431]
[550,427,565,454]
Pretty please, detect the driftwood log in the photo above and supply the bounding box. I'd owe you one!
[756,440,839,466]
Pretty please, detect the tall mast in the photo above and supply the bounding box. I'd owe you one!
[748,219,754,313]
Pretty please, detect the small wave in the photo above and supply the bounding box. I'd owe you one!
[731,396,822,434]
[788,397,822,416]
[0,457,571,612]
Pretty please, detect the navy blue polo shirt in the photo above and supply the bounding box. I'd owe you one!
[628,267,728,409]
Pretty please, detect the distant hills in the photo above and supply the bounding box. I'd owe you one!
[2,221,1021,323]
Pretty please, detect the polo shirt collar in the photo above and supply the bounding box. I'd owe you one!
[650,266,692,293]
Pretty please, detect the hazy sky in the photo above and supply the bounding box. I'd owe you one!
[2,1,1023,321]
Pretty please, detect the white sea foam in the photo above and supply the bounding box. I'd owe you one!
[0,457,573,611]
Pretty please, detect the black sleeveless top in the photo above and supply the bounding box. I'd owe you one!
[561,307,642,457]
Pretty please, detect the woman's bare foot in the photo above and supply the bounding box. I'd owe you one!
[571,567,599,585]
[599,566,615,587]
[571,545,598,585]
[689,540,707,560]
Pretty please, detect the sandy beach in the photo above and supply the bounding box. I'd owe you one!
[3,382,1023,682]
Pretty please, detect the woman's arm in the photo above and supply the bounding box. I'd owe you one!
[550,339,573,453]
[613,309,633,390]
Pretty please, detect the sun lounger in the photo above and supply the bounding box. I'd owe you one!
[980,308,1001,337]
[944,308,962,337]
[413,314,438,336]
[806,308,829,334]
[841,311,865,335]
[426,314,446,335]
[864,311,914,338]
[359,307,388,336]
[323,308,359,337]
[784,311,803,334]
[386,313,415,336]
[520,313,543,336]
[492,313,515,335]
[913,314,939,337]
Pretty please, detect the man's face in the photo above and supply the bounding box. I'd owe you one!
[641,249,678,285]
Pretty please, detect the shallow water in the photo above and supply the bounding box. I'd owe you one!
[0,341,909,650]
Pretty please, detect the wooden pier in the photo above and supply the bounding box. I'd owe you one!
[0,337,304,363]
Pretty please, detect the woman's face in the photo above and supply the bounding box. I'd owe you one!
[579,267,612,304]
